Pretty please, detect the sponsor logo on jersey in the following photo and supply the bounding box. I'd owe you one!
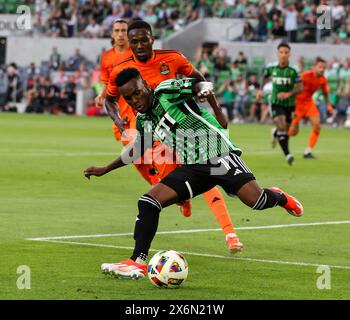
[160,63,170,75]
[272,77,291,85]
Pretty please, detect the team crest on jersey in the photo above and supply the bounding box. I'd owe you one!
[160,63,170,75]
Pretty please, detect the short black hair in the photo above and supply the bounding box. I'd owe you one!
[115,68,141,87]
[315,56,326,64]
[277,42,291,50]
[127,20,152,35]
[9,62,18,69]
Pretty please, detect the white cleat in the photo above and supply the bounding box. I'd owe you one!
[101,259,146,280]
[286,154,294,166]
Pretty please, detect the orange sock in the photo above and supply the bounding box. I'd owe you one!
[307,128,320,148]
[202,187,236,236]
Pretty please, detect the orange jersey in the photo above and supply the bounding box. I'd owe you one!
[106,49,194,98]
[296,70,329,105]
[100,47,133,85]
[100,47,134,121]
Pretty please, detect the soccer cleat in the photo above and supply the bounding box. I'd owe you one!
[178,200,192,217]
[303,152,316,159]
[271,127,277,149]
[101,259,146,280]
[270,187,304,217]
[286,154,294,166]
[226,234,244,254]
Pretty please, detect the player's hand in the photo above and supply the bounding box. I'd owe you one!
[197,82,214,102]
[277,92,291,100]
[84,166,107,179]
[327,104,334,113]
[94,94,104,107]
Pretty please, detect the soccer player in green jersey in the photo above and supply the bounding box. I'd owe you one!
[262,43,303,165]
[84,68,304,279]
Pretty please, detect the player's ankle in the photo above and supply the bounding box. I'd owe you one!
[225,233,237,239]
[304,147,312,154]
[135,257,147,265]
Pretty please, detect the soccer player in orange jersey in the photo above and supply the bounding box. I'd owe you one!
[289,57,333,158]
[95,19,159,186]
[104,20,243,253]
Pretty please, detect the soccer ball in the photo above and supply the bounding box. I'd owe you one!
[147,250,188,288]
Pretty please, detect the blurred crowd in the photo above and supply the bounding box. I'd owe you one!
[235,0,350,44]
[30,0,205,39]
[2,1,350,44]
[0,46,103,114]
[1,43,350,127]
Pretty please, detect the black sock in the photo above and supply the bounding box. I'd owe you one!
[253,189,287,210]
[276,131,290,156]
[130,194,162,262]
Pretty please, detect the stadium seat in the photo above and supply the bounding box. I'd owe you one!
[250,56,265,76]
[5,3,16,14]
[303,58,314,71]
[166,0,178,7]
[215,70,231,89]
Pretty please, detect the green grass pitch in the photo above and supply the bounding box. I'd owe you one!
[0,113,349,300]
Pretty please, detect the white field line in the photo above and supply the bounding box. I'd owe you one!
[26,220,350,241]
[36,239,350,270]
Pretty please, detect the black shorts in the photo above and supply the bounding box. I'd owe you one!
[271,104,295,124]
[160,152,256,202]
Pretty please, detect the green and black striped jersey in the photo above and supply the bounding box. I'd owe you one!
[136,78,242,165]
[264,62,301,107]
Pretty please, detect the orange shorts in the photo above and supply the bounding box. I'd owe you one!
[151,141,179,180]
[293,100,320,125]
[113,123,179,178]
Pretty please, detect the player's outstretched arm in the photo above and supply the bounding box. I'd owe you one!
[84,156,126,179]
[190,68,228,129]
[84,139,144,179]
[104,94,126,132]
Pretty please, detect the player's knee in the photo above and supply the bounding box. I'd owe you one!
[313,125,321,134]
[288,125,298,136]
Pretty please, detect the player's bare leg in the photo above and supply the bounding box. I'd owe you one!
[304,115,321,159]
[288,122,299,137]
[273,115,294,165]
[260,103,270,124]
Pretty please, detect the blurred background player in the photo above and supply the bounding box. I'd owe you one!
[95,19,159,186]
[260,43,303,165]
[105,20,243,253]
[289,57,334,159]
